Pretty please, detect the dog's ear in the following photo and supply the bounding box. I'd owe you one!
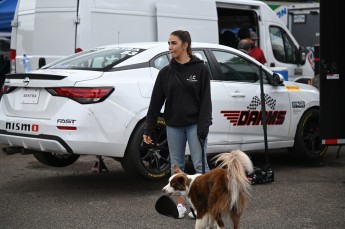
[177,176,189,187]
[173,164,183,174]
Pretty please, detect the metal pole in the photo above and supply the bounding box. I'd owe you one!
[259,66,270,168]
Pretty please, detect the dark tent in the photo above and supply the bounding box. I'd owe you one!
[0,0,18,37]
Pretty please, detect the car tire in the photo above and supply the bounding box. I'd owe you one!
[121,118,171,181]
[33,151,80,167]
[288,108,327,160]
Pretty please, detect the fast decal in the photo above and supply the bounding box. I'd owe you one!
[221,94,286,126]
[5,122,39,132]
[57,119,76,125]
[292,101,305,108]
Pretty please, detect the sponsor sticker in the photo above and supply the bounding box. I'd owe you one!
[326,74,339,80]
[57,119,76,125]
[292,101,305,109]
[56,119,77,130]
[221,110,286,126]
[221,95,286,126]
[5,122,39,132]
[285,85,301,91]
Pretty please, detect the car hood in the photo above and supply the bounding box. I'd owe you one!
[4,69,104,88]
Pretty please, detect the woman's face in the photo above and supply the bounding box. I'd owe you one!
[168,34,187,59]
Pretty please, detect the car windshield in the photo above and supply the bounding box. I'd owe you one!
[46,47,145,70]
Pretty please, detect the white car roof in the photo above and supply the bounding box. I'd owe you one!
[100,41,271,73]
[96,41,231,51]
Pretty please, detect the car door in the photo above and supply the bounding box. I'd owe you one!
[209,49,291,145]
[193,49,232,148]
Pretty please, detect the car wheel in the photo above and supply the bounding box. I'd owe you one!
[33,151,80,167]
[121,118,171,181]
[289,108,327,160]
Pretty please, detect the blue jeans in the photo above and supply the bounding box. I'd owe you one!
[166,124,210,175]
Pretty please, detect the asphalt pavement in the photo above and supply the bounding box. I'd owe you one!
[0,145,344,229]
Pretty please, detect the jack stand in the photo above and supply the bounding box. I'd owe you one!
[91,156,109,173]
[336,145,343,159]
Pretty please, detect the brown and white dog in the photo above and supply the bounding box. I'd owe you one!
[162,150,254,229]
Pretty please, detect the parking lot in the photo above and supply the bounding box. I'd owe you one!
[0,145,344,229]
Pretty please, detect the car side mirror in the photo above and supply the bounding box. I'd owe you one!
[300,52,306,65]
[269,73,283,86]
[297,47,306,65]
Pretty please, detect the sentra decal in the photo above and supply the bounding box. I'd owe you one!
[221,94,286,126]
[5,122,39,132]
[292,101,305,108]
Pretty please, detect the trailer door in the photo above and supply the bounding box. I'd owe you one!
[320,0,344,145]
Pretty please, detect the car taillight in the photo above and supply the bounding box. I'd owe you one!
[75,48,83,53]
[10,49,16,73]
[1,85,8,94]
[10,49,16,60]
[46,87,114,104]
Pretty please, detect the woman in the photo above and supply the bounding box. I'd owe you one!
[143,30,212,218]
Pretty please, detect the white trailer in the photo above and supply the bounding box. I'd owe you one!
[10,0,314,82]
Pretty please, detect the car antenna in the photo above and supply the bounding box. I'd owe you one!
[258,66,271,169]
[118,31,120,47]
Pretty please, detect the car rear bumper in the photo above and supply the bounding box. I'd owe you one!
[0,130,72,154]
[0,130,128,157]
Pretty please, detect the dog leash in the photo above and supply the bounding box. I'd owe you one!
[198,136,206,174]
[188,136,206,219]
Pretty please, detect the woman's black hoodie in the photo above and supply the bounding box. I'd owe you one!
[145,55,212,139]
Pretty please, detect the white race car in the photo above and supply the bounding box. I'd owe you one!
[0,42,327,181]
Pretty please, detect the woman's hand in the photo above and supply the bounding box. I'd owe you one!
[143,134,153,145]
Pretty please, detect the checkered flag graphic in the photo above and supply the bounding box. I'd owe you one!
[247,96,261,110]
[264,94,276,110]
[246,94,276,110]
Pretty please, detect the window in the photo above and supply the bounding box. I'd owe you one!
[269,26,298,64]
[152,50,213,79]
[212,50,261,83]
[46,47,145,70]
[193,50,213,79]
[153,55,169,70]
[0,37,10,60]
[217,7,259,49]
